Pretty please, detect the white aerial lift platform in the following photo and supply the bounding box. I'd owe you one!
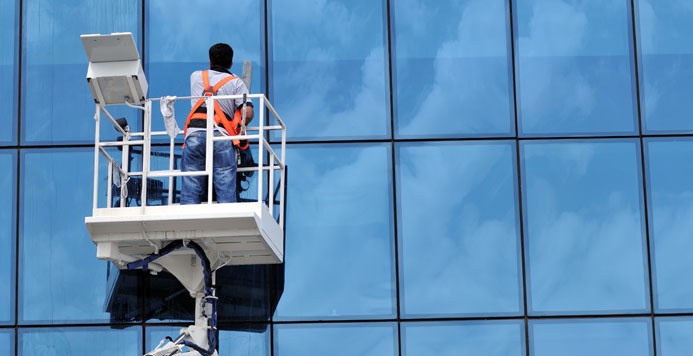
[81,33,286,356]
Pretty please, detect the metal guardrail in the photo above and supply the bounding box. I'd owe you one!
[91,94,287,229]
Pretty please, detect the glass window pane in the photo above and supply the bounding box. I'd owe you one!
[19,326,141,355]
[274,144,395,320]
[0,329,13,355]
[645,139,693,311]
[0,151,16,324]
[402,320,525,356]
[515,0,637,136]
[636,1,693,132]
[522,140,649,314]
[146,0,264,134]
[22,0,141,144]
[530,318,652,356]
[392,0,514,138]
[270,0,390,141]
[397,142,522,317]
[20,149,121,323]
[656,317,693,356]
[0,0,17,144]
[274,323,397,356]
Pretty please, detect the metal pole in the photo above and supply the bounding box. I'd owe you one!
[206,96,214,204]
[92,105,101,212]
[141,100,152,209]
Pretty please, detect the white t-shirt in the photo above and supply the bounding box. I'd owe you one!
[188,69,251,136]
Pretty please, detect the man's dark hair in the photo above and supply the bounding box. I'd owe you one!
[209,43,234,68]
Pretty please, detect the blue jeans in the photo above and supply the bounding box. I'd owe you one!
[180,130,237,204]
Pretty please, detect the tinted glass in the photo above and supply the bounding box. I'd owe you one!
[392,0,513,138]
[274,144,395,320]
[274,323,397,356]
[645,139,693,311]
[22,0,141,144]
[270,0,390,141]
[147,326,269,355]
[146,0,264,134]
[530,318,652,356]
[514,0,637,136]
[656,317,693,356]
[0,0,17,145]
[19,326,141,355]
[0,152,16,324]
[0,330,13,355]
[522,140,649,314]
[402,320,525,356]
[397,142,522,317]
[20,149,115,323]
[636,1,693,132]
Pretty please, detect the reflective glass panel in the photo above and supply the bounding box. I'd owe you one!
[530,318,652,356]
[514,0,637,136]
[22,0,141,144]
[392,0,514,138]
[19,326,141,355]
[636,1,693,132]
[0,330,13,355]
[146,0,264,134]
[402,320,525,356]
[0,152,15,324]
[656,317,693,356]
[274,144,395,320]
[0,0,17,144]
[270,0,390,140]
[397,142,522,317]
[274,323,397,356]
[20,149,117,323]
[522,140,649,314]
[645,139,693,311]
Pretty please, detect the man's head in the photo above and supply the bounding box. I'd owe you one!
[209,43,234,69]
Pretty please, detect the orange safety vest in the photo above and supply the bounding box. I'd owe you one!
[183,70,248,150]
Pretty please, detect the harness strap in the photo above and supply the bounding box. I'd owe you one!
[183,70,248,150]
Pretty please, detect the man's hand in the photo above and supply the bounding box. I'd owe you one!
[242,105,254,125]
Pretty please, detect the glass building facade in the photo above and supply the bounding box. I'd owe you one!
[2,0,693,354]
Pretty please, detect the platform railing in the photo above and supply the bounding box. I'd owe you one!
[91,94,287,229]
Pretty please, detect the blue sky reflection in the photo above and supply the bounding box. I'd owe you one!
[645,139,693,311]
[19,326,140,355]
[0,152,15,324]
[271,0,390,140]
[393,0,513,138]
[21,149,112,323]
[274,323,397,356]
[515,0,637,135]
[397,142,521,317]
[522,140,649,314]
[274,144,395,320]
[637,0,693,132]
[402,320,524,356]
[530,318,652,356]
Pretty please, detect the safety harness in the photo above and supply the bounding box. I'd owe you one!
[183,70,248,150]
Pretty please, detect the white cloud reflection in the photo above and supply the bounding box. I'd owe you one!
[271,0,389,140]
[398,143,521,315]
[524,142,648,314]
[395,0,513,136]
[276,145,394,319]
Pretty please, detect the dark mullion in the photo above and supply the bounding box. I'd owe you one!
[628,0,657,354]
[506,0,531,354]
[14,0,23,354]
[383,0,403,354]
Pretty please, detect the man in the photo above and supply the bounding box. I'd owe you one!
[180,43,254,204]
